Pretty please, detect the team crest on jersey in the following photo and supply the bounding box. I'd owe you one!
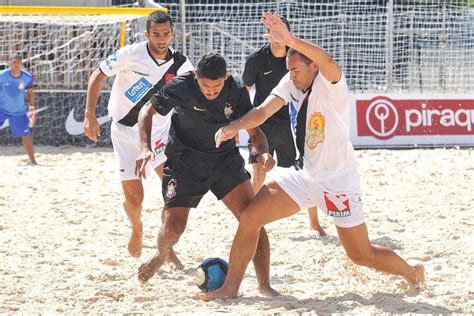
[306,112,325,149]
[166,179,178,200]
[224,103,234,120]
[165,73,175,83]
[154,140,166,155]
[324,191,351,217]
[18,81,25,90]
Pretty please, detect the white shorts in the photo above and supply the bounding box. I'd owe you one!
[274,167,365,228]
[110,119,169,181]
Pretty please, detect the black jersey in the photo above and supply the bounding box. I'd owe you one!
[150,72,253,157]
[242,43,289,125]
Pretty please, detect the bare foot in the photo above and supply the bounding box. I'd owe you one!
[311,224,327,237]
[168,249,184,270]
[258,285,281,297]
[195,286,238,302]
[408,264,425,289]
[138,254,165,283]
[128,229,142,258]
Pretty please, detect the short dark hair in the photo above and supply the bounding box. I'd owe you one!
[266,16,290,32]
[287,48,312,65]
[196,53,227,80]
[146,11,173,32]
[280,16,291,31]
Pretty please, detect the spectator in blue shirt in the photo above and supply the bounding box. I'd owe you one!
[0,54,37,164]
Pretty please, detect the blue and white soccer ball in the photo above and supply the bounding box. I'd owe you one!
[195,257,228,292]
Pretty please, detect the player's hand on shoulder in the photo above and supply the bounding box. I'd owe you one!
[257,153,275,172]
[215,123,238,148]
[83,114,100,142]
[135,148,155,179]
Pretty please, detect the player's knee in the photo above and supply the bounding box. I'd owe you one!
[346,248,375,267]
[124,194,144,210]
[161,217,187,242]
[240,209,263,232]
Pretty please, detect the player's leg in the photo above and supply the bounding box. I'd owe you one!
[220,180,278,297]
[121,180,145,258]
[308,206,326,236]
[152,162,184,269]
[148,135,183,268]
[139,157,207,282]
[138,206,191,283]
[111,122,147,257]
[198,180,301,301]
[10,113,37,164]
[320,171,424,288]
[21,135,37,165]
[337,224,424,288]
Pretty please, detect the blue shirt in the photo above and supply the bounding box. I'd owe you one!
[0,68,33,115]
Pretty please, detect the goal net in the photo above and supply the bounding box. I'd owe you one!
[0,6,161,146]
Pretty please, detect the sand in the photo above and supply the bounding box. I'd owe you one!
[0,146,472,313]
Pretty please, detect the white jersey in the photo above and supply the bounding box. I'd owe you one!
[272,72,358,182]
[99,41,193,128]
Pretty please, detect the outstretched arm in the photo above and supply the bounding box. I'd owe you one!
[261,11,342,83]
[215,95,285,148]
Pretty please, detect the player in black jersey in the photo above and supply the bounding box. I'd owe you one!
[135,53,279,297]
[243,17,326,236]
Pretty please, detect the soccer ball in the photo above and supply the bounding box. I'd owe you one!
[194,257,228,292]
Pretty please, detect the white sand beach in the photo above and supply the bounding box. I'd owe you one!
[0,146,472,313]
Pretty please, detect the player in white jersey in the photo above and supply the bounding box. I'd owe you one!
[198,12,424,301]
[84,11,193,260]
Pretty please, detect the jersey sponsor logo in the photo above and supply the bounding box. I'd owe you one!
[306,112,325,149]
[0,107,48,130]
[154,139,166,155]
[125,77,153,104]
[224,103,234,120]
[193,106,207,112]
[263,70,273,75]
[324,191,351,217]
[65,107,110,136]
[165,178,177,200]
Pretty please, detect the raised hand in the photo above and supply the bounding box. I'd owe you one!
[135,148,155,179]
[261,11,293,45]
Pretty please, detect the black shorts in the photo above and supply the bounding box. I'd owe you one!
[248,121,296,168]
[162,148,250,209]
